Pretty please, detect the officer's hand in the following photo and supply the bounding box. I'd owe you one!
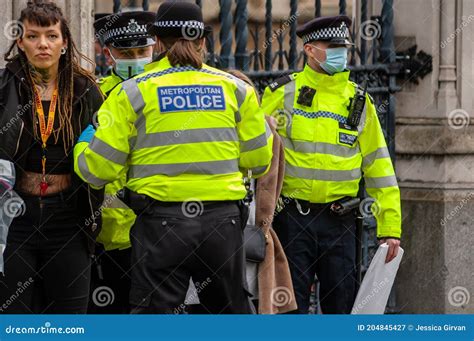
[266,115,278,130]
[378,238,400,263]
[77,124,96,144]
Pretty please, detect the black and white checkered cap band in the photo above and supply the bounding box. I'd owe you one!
[302,25,349,44]
[102,24,148,43]
[154,20,204,30]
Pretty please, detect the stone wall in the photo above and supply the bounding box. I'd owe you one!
[390,0,474,313]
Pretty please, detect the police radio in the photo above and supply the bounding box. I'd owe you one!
[346,84,367,128]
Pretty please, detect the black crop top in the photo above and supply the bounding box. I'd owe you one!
[24,101,72,174]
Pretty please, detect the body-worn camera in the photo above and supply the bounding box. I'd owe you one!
[297,86,316,106]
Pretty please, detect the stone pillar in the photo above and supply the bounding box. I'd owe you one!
[0,0,25,68]
[437,0,459,113]
[61,0,95,69]
[394,0,474,313]
[0,0,94,69]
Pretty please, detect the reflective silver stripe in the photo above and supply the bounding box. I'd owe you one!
[234,110,241,123]
[240,122,272,152]
[122,79,146,132]
[121,78,145,115]
[365,175,398,188]
[286,163,361,181]
[284,79,296,138]
[89,136,128,165]
[128,159,239,178]
[129,136,137,150]
[233,81,247,123]
[362,147,391,168]
[250,165,268,176]
[357,104,367,135]
[103,194,130,210]
[234,82,247,107]
[77,153,108,187]
[282,137,360,157]
[134,128,238,149]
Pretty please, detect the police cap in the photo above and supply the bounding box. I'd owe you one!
[296,15,353,45]
[94,13,110,22]
[147,1,212,40]
[94,11,156,49]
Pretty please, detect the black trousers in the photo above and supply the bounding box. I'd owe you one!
[0,191,91,314]
[88,246,131,314]
[129,200,252,314]
[273,198,357,314]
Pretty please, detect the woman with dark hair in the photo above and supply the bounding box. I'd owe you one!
[0,0,103,313]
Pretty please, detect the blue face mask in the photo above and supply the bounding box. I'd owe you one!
[110,53,152,79]
[313,46,348,75]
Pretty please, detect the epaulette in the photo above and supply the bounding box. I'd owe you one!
[350,81,373,104]
[268,74,295,92]
[367,93,374,104]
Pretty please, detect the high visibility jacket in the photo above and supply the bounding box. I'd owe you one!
[95,73,135,251]
[75,56,273,202]
[261,65,401,238]
[97,71,123,97]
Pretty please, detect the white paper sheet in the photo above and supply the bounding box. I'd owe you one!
[351,243,404,314]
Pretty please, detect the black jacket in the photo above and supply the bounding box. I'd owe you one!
[0,57,104,254]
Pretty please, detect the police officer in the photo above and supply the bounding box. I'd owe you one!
[88,11,155,314]
[93,13,110,76]
[261,16,402,314]
[74,1,273,314]
[95,11,156,95]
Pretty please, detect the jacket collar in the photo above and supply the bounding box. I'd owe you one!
[144,52,169,72]
[6,57,29,90]
[302,63,350,93]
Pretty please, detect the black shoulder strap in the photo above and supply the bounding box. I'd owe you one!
[268,74,293,92]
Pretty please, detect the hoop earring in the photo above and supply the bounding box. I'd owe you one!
[61,47,67,55]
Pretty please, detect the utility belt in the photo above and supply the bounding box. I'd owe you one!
[283,196,361,217]
[123,189,242,220]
